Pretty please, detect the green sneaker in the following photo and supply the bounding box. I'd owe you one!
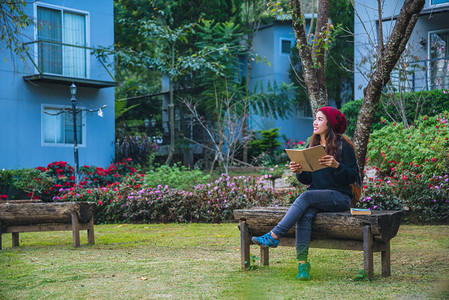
[296,262,311,281]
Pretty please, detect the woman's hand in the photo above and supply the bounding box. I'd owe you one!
[319,155,340,168]
[289,161,303,174]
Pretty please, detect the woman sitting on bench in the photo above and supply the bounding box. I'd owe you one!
[252,106,359,281]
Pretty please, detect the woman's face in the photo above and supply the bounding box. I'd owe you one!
[313,111,328,135]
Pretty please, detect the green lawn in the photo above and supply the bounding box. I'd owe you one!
[0,223,448,299]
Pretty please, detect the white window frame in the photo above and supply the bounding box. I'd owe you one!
[280,38,293,56]
[33,3,91,78]
[41,104,87,148]
[427,29,449,90]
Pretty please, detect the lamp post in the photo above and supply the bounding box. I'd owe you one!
[70,83,80,186]
[44,83,106,188]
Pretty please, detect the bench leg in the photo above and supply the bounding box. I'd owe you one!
[12,232,19,247]
[87,218,95,245]
[239,221,251,269]
[363,225,374,279]
[381,241,391,277]
[260,247,269,266]
[71,212,80,247]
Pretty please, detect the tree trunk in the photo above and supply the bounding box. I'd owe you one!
[165,75,175,165]
[290,0,329,114]
[352,0,425,173]
[0,202,96,226]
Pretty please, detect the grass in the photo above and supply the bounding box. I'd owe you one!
[0,223,448,299]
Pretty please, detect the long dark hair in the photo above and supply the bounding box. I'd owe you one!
[310,119,355,160]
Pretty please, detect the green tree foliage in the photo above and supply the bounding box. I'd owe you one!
[248,128,282,157]
[170,0,243,27]
[114,0,165,125]
[0,0,33,62]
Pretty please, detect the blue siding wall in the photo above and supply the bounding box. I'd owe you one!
[0,0,115,169]
[354,0,449,99]
[250,21,313,143]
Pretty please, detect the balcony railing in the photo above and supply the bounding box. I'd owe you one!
[389,56,449,92]
[22,40,116,88]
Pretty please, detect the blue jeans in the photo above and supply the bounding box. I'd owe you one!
[272,190,350,261]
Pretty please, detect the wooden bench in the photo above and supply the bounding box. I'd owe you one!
[234,207,403,279]
[0,201,96,249]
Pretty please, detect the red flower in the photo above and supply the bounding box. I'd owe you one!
[98,200,103,205]
[431,158,437,162]
[87,189,92,194]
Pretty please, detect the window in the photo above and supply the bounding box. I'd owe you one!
[431,0,449,5]
[42,106,85,146]
[428,30,449,90]
[37,5,87,77]
[281,39,292,55]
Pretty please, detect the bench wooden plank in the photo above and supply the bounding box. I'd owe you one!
[234,207,403,279]
[0,202,96,249]
[234,207,402,243]
[0,202,95,225]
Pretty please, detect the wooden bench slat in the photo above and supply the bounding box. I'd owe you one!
[235,207,403,279]
[234,207,403,243]
[0,202,95,225]
[0,202,96,249]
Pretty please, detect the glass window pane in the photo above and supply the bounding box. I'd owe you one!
[431,0,449,5]
[429,31,449,89]
[63,12,86,77]
[281,40,291,54]
[64,111,83,144]
[43,107,83,145]
[43,108,65,144]
[37,7,62,74]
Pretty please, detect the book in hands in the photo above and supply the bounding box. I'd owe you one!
[285,145,328,172]
[350,208,371,215]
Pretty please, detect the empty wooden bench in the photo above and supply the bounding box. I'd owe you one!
[234,207,403,279]
[0,201,96,249]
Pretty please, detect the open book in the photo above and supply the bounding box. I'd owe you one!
[285,145,328,172]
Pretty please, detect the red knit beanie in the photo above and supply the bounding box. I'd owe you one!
[317,106,347,134]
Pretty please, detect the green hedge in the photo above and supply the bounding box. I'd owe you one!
[341,89,449,137]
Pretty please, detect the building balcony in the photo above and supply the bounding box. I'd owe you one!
[389,56,449,92]
[22,40,116,88]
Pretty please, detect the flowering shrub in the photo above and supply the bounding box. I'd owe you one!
[360,167,449,222]
[57,174,289,224]
[34,159,139,200]
[261,164,286,179]
[367,112,449,178]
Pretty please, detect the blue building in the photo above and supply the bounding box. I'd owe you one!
[354,0,449,99]
[0,0,115,170]
[249,15,335,143]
